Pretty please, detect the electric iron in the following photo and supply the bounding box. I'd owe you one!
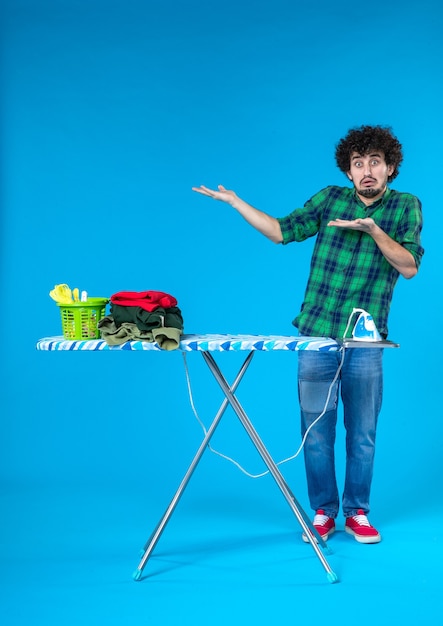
[351,308,382,342]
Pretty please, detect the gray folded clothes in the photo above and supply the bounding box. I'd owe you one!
[98,316,181,350]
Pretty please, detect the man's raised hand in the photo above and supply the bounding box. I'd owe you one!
[192,184,237,205]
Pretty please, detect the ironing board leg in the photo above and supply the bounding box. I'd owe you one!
[133,351,255,581]
[201,351,339,584]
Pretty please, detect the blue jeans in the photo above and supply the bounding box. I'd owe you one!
[298,348,383,518]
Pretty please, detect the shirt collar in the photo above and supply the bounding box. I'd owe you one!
[353,186,391,210]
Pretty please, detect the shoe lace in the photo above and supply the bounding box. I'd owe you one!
[314,513,331,527]
[352,513,371,527]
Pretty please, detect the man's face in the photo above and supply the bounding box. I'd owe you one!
[347,151,394,204]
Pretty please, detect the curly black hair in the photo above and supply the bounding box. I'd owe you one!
[335,125,403,182]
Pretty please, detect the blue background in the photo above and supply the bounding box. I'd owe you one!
[1,0,441,624]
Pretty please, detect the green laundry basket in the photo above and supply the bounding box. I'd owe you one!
[57,298,108,340]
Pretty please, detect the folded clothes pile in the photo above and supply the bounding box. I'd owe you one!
[98,290,183,350]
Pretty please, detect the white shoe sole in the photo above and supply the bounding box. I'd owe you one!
[302,527,335,543]
[345,526,381,543]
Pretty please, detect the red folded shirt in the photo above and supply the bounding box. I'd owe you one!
[110,290,178,312]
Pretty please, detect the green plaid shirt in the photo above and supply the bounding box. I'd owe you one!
[277,186,424,339]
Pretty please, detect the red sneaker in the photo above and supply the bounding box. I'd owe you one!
[302,509,335,543]
[345,510,381,543]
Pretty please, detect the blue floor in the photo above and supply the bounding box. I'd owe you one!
[1,474,441,626]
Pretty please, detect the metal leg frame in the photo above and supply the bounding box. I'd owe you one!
[133,351,254,581]
[133,350,338,584]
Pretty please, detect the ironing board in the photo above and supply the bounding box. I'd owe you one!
[37,333,397,584]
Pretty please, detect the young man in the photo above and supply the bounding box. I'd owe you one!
[192,125,424,543]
